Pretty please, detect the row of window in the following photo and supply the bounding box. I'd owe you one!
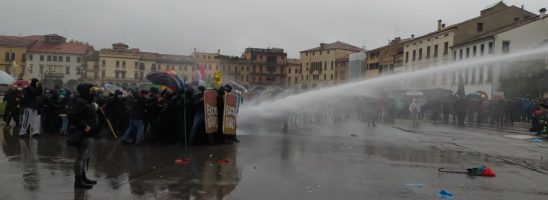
[287,68,302,74]
[33,65,81,75]
[298,73,337,81]
[453,42,496,61]
[405,42,449,62]
[4,53,81,63]
[304,50,331,56]
[407,33,450,47]
[36,55,80,63]
[415,66,494,86]
[453,41,510,61]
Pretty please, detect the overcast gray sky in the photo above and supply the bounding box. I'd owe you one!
[1,0,545,57]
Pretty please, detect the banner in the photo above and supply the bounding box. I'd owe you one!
[204,89,218,133]
[223,93,237,135]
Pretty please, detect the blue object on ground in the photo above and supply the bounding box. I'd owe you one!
[438,190,454,199]
[406,183,423,188]
[529,138,545,142]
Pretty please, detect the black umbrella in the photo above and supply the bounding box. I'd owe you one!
[145,71,180,90]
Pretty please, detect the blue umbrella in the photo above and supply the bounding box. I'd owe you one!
[0,70,15,85]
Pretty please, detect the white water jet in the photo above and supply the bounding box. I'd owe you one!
[239,46,548,122]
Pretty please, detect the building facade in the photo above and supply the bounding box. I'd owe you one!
[242,48,287,88]
[334,55,349,84]
[156,54,195,82]
[0,35,40,78]
[347,50,367,81]
[97,43,145,88]
[300,41,362,88]
[365,48,380,79]
[401,2,535,90]
[451,11,548,98]
[26,34,92,88]
[285,58,301,88]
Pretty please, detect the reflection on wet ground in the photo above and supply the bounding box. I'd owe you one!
[0,125,239,199]
[1,122,548,199]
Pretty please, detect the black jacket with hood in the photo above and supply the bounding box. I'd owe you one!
[68,83,99,138]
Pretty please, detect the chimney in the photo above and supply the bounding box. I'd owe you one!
[217,49,220,55]
[411,34,415,38]
[442,23,446,28]
[541,8,547,18]
[521,5,524,10]
[193,48,196,53]
[437,19,442,31]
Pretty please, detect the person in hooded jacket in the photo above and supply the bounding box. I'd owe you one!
[68,83,100,189]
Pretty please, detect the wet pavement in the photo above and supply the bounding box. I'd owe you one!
[1,120,548,200]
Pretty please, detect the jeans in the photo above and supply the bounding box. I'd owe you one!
[122,119,144,144]
[189,112,205,144]
[74,137,93,175]
[60,116,69,134]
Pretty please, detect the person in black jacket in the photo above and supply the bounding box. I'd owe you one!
[3,86,17,126]
[68,83,100,189]
[121,91,146,145]
[19,78,43,137]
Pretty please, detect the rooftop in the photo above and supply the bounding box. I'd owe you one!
[84,50,99,61]
[156,54,194,64]
[287,58,300,65]
[368,38,411,52]
[301,41,362,53]
[403,3,535,45]
[29,40,90,55]
[245,48,285,54]
[140,52,158,61]
[0,35,41,47]
[452,16,540,48]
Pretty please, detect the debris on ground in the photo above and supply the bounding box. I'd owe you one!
[174,159,190,165]
[529,138,545,143]
[438,165,496,177]
[217,159,231,165]
[437,190,454,199]
[406,183,423,188]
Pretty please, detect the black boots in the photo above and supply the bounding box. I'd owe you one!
[75,173,96,189]
[83,173,97,185]
[74,175,93,189]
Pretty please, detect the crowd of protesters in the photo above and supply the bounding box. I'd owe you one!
[280,93,547,137]
[365,94,548,135]
[2,79,241,146]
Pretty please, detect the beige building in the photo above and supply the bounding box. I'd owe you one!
[218,55,251,86]
[0,35,40,78]
[365,37,409,79]
[97,43,146,88]
[365,48,380,79]
[156,54,195,82]
[139,52,158,77]
[402,2,535,90]
[334,55,349,84]
[299,41,362,88]
[285,58,301,88]
[191,49,221,86]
